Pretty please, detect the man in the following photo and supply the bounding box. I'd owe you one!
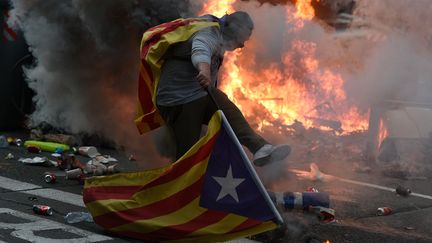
[141,11,291,166]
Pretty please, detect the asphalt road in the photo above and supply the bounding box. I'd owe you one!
[0,131,432,243]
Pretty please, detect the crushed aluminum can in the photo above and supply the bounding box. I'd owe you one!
[377,207,392,216]
[395,185,411,197]
[44,173,56,184]
[32,205,53,216]
[306,186,319,192]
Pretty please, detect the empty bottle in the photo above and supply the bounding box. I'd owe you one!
[64,211,93,223]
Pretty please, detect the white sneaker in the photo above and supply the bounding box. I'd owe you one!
[253,144,291,167]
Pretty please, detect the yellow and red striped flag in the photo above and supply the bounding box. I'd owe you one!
[84,110,283,242]
[135,18,220,134]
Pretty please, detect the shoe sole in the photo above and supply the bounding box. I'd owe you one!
[253,145,291,167]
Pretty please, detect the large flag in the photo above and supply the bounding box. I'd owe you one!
[135,18,219,134]
[84,110,283,242]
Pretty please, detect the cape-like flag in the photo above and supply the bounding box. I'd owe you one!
[134,18,220,134]
[84,110,283,242]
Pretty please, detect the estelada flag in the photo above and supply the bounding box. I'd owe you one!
[84,110,283,242]
[134,18,219,134]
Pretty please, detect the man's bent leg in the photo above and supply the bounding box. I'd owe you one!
[209,89,267,154]
[208,89,291,166]
[158,97,208,160]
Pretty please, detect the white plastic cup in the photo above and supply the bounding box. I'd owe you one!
[65,168,83,179]
[78,146,99,158]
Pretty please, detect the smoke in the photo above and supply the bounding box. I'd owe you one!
[9,0,202,166]
[345,0,432,106]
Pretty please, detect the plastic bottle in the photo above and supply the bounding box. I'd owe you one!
[64,212,93,223]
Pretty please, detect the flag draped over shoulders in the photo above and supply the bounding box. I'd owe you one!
[134,18,220,134]
[84,110,283,242]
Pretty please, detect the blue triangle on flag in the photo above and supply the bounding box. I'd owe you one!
[200,119,276,222]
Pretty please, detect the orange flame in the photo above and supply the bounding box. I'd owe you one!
[201,1,368,134]
[295,0,315,20]
[200,0,235,16]
[378,117,388,146]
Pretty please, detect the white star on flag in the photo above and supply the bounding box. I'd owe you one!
[212,165,245,203]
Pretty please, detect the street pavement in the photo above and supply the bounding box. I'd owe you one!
[0,131,432,242]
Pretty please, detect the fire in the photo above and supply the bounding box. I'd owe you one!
[200,0,235,16]
[295,0,315,20]
[201,0,368,134]
[378,117,388,146]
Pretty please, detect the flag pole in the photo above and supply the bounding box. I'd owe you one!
[206,87,284,225]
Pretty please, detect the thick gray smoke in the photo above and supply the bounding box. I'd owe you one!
[9,0,202,166]
[346,0,432,106]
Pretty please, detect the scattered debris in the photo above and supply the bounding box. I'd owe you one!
[64,211,93,223]
[4,153,14,160]
[292,163,328,181]
[377,207,392,216]
[44,172,57,183]
[93,154,117,164]
[28,197,38,201]
[78,146,100,158]
[32,205,53,216]
[306,187,319,192]
[128,154,136,161]
[65,168,84,180]
[310,206,336,223]
[395,185,411,197]
[7,137,22,146]
[404,226,415,230]
[19,157,48,164]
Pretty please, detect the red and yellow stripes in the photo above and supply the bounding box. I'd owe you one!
[134,18,219,134]
[85,111,277,242]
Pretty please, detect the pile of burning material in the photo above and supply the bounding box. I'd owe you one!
[260,118,367,165]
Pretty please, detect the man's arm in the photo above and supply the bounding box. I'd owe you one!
[191,28,220,88]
